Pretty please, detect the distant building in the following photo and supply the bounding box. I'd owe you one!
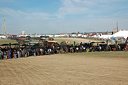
[21,31,25,35]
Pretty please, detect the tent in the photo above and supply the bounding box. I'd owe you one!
[113,30,128,39]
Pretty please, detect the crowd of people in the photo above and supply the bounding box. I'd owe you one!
[0,42,128,60]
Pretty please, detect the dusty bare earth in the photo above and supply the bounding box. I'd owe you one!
[0,52,128,85]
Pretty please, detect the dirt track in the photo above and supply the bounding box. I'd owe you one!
[0,52,128,85]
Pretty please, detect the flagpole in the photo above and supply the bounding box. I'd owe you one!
[2,24,3,35]
[4,19,6,35]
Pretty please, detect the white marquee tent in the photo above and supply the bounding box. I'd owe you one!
[113,30,128,39]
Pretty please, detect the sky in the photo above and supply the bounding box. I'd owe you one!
[0,0,128,34]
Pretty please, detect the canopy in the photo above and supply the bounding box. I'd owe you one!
[113,30,128,39]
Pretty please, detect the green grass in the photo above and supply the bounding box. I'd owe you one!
[30,39,39,42]
[83,38,104,42]
[54,38,72,44]
[0,39,17,44]
[0,39,40,44]
[54,38,106,44]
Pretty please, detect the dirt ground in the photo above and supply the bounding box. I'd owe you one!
[0,52,128,85]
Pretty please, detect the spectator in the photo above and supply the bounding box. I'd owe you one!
[0,49,3,59]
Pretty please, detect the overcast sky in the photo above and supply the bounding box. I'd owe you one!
[0,0,128,34]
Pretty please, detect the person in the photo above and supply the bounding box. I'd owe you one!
[106,45,109,51]
[86,48,89,52]
[49,48,51,55]
[17,50,21,58]
[70,47,74,53]
[79,47,82,52]
[33,49,36,56]
[99,46,102,51]
[126,45,128,51]
[0,49,3,59]
[89,47,93,52]
[6,51,9,59]
[14,50,17,58]
[76,47,79,53]
[40,48,43,55]
[65,47,68,53]
[8,50,11,59]
[3,51,7,59]
[83,46,86,52]
[22,49,26,57]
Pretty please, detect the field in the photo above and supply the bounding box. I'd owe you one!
[54,38,104,44]
[0,38,128,85]
[0,39,17,44]
[0,52,128,85]
[0,38,103,44]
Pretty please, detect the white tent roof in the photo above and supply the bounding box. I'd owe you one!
[99,35,112,39]
[113,30,128,39]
